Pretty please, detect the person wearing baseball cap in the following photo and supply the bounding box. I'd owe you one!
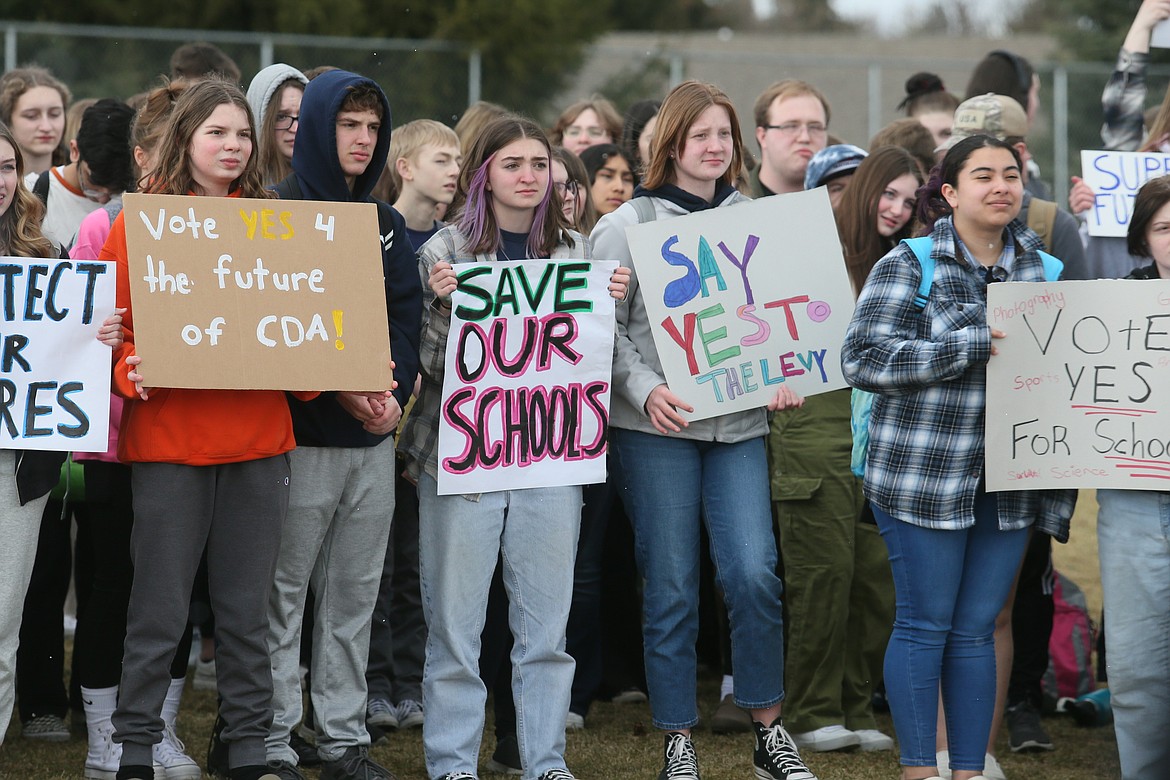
[935,93,1083,290]
[936,92,1028,153]
[804,143,868,209]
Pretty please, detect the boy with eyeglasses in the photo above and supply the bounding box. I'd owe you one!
[751,80,831,197]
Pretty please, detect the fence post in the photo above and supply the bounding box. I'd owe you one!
[468,47,481,106]
[259,36,274,70]
[868,63,882,142]
[1053,65,1069,211]
[4,25,16,73]
[670,54,684,87]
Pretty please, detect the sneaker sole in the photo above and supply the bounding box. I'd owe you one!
[367,713,399,729]
[611,691,647,704]
[399,714,424,729]
[485,758,523,775]
[86,767,166,780]
[1009,739,1055,753]
[793,735,860,752]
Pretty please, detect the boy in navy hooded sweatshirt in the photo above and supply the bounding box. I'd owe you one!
[261,69,421,780]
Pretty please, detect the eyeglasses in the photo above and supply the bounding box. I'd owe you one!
[553,180,580,196]
[274,113,299,131]
[762,121,828,137]
[563,126,607,139]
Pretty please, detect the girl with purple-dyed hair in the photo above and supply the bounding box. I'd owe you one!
[398,113,628,780]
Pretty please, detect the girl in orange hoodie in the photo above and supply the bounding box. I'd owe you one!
[99,78,317,780]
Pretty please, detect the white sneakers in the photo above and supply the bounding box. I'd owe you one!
[790,725,860,752]
[83,720,166,780]
[790,724,894,752]
[852,728,895,751]
[193,657,217,692]
[155,724,202,780]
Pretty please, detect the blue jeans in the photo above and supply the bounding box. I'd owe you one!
[873,493,1028,773]
[1096,489,1170,780]
[417,473,580,780]
[610,429,784,730]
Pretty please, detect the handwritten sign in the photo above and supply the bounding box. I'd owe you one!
[623,189,854,421]
[123,193,392,391]
[986,279,1170,490]
[0,256,115,452]
[437,259,617,495]
[1079,150,1170,237]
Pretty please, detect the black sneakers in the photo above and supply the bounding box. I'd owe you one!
[658,732,700,780]
[537,770,576,780]
[486,733,522,775]
[289,729,323,767]
[1007,701,1055,752]
[752,718,817,780]
[320,745,397,780]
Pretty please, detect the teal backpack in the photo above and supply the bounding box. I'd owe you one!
[849,237,1062,478]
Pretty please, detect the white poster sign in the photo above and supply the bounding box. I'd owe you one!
[623,189,855,421]
[985,278,1170,490]
[437,259,616,495]
[1079,150,1170,237]
[0,256,115,452]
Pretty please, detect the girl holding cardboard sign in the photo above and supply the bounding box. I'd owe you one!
[400,114,628,780]
[99,78,319,780]
[841,135,1076,780]
[591,80,814,780]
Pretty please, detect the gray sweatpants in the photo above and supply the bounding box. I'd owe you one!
[114,455,290,770]
[266,438,395,763]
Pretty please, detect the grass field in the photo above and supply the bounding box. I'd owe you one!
[1,490,1120,779]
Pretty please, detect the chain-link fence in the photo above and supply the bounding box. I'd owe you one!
[2,21,480,128]
[7,21,1170,208]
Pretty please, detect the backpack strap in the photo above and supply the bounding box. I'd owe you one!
[33,169,51,205]
[902,237,1063,302]
[630,197,656,224]
[1038,250,1063,282]
[901,236,935,310]
[1026,197,1058,250]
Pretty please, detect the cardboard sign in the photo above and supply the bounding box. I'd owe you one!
[123,193,393,391]
[437,259,617,495]
[985,279,1170,490]
[623,189,854,421]
[0,256,115,452]
[1079,150,1170,237]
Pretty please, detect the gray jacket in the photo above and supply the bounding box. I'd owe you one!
[591,192,769,443]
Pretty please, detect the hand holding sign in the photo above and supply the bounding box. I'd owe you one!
[645,383,693,434]
[429,260,458,302]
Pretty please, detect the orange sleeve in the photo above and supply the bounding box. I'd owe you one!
[100,212,139,400]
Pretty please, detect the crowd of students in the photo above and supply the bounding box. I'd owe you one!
[0,2,1169,780]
